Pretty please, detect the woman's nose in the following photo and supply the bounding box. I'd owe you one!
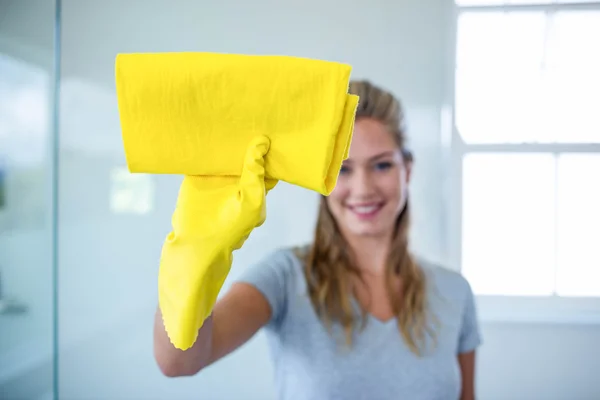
[351,169,375,195]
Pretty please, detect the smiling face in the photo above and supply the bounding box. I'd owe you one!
[326,117,411,240]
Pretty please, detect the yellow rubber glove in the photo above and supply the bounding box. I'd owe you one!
[158,136,276,350]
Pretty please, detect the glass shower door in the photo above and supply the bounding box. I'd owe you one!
[0,1,57,399]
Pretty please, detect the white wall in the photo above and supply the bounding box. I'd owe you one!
[1,0,599,399]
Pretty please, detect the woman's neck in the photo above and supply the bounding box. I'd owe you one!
[345,234,392,277]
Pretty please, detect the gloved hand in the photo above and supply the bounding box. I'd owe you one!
[158,136,277,350]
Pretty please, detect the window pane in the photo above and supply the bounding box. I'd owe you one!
[556,154,600,297]
[548,11,600,70]
[542,70,600,143]
[456,68,546,144]
[456,12,548,144]
[462,153,555,295]
[109,167,154,215]
[544,11,600,143]
[455,10,600,144]
[456,12,546,70]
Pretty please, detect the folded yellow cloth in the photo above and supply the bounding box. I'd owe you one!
[114,52,358,195]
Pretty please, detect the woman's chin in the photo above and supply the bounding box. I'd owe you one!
[346,222,393,239]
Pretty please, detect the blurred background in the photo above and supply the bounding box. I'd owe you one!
[0,0,599,399]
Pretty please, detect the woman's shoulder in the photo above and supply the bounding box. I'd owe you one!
[237,244,309,291]
[416,255,474,298]
[258,244,310,271]
[234,245,310,328]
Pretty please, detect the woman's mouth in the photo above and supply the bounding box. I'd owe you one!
[347,202,384,220]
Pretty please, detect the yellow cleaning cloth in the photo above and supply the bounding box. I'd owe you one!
[115,52,358,195]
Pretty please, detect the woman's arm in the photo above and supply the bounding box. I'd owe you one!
[458,350,476,400]
[153,282,271,377]
[456,275,481,400]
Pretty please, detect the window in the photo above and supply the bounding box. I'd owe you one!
[109,167,154,215]
[451,0,600,304]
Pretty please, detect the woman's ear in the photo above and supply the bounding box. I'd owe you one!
[402,149,414,184]
[405,161,413,184]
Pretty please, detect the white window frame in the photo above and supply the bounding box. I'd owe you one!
[443,0,600,325]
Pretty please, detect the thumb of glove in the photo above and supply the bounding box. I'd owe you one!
[237,136,272,224]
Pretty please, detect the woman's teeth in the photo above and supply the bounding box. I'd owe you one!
[348,203,383,218]
[354,205,379,213]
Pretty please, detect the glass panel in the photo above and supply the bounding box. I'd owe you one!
[109,167,155,215]
[456,12,547,71]
[56,74,163,397]
[456,12,548,144]
[462,153,556,295]
[544,11,600,143]
[456,10,600,144]
[0,1,56,399]
[547,11,600,70]
[556,154,600,297]
[455,68,547,144]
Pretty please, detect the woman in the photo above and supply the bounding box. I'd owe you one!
[154,80,482,400]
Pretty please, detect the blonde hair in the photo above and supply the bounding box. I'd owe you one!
[301,80,435,355]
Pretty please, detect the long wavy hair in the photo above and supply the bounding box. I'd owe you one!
[301,80,436,355]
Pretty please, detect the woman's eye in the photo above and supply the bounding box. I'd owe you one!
[374,161,393,171]
[340,165,351,174]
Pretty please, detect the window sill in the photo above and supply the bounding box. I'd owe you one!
[475,295,600,326]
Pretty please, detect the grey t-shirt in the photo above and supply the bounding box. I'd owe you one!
[236,246,482,400]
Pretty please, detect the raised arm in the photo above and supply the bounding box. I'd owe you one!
[154,282,271,377]
[152,135,278,374]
